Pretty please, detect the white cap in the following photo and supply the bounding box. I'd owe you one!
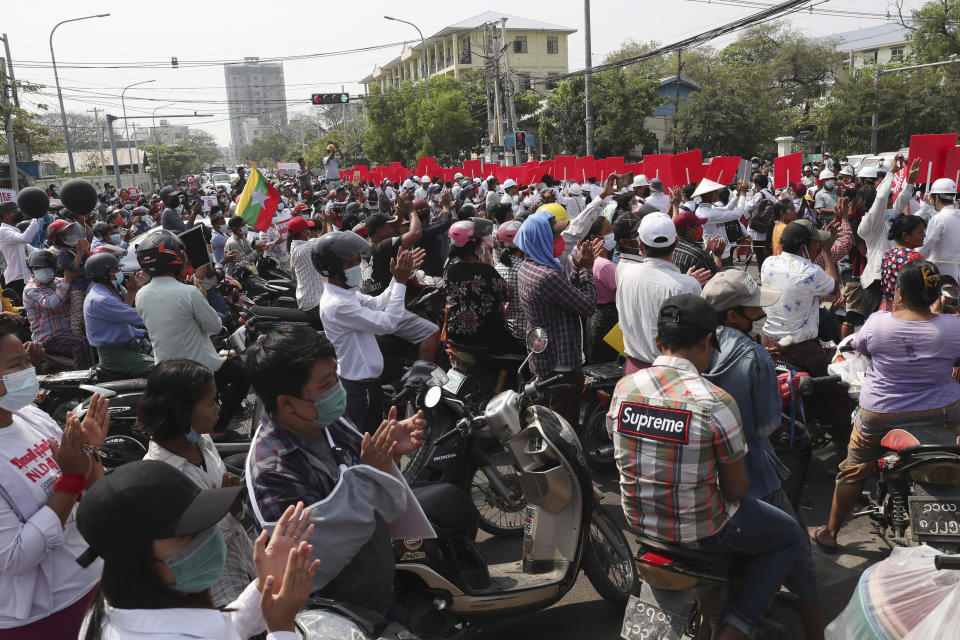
[632,174,650,188]
[486,175,495,181]
[454,172,464,179]
[473,177,482,183]
[839,165,854,176]
[502,179,517,190]
[858,166,879,179]
[420,175,431,183]
[638,213,677,248]
[819,169,835,180]
[568,183,582,196]
[930,178,957,195]
[803,165,812,171]
[692,178,725,198]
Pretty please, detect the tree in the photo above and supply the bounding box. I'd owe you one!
[538,70,662,157]
[899,0,960,63]
[38,111,102,151]
[141,143,205,181]
[186,130,220,168]
[241,130,292,166]
[0,80,62,156]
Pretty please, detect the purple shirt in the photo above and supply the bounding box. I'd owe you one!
[853,311,960,413]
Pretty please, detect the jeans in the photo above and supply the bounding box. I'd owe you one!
[762,487,820,604]
[206,286,228,320]
[698,496,803,635]
[343,378,383,434]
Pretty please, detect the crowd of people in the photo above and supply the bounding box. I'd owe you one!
[0,143,958,639]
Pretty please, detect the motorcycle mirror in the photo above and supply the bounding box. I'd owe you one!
[424,385,442,409]
[527,327,548,354]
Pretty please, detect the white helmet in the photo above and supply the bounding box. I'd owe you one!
[420,175,431,183]
[839,165,854,177]
[454,172,464,180]
[568,183,582,196]
[858,166,879,179]
[930,178,958,196]
[402,179,415,189]
[502,179,517,190]
[819,169,835,180]
[632,174,651,188]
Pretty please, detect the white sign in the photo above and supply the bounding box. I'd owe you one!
[127,187,141,200]
[0,189,16,204]
[273,208,293,234]
[201,195,219,212]
[276,163,300,172]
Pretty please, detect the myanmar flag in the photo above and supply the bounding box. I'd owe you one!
[236,163,281,232]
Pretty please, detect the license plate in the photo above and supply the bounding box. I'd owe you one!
[443,369,466,394]
[620,594,686,640]
[909,496,960,540]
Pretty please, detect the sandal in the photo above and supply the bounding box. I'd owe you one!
[809,526,838,555]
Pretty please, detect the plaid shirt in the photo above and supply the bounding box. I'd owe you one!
[494,256,527,339]
[22,278,72,344]
[607,356,747,544]
[671,236,718,276]
[517,260,596,375]
[243,414,361,524]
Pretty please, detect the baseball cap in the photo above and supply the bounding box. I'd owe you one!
[76,460,240,567]
[638,212,677,248]
[657,294,721,350]
[701,270,781,312]
[365,212,399,235]
[649,178,665,192]
[502,179,517,190]
[0,202,21,215]
[158,186,181,199]
[286,216,315,235]
[613,213,641,241]
[780,219,831,248]
[673,210,708,232]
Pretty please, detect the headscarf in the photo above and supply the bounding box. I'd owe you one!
[514,210,561,270]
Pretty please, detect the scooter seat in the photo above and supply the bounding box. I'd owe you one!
[413,483,477,531]
[446,340,526,362]
[881,426,960,453]
[248,305,323,330]
[95,366,136,383]
[94,377,148,392]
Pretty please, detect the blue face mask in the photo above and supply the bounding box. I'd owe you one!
[113,271,125,286]
[162,527,226,593]
[603,233,616,251]
[110,233,122,245]
[343,265,362,288]
[308,381,347,425]
[33,268,54,284]
[185,428,203,444]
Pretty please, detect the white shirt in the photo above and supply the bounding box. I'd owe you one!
[322,154,340,180]
[318,280,407,380]
[616,257,701,363]
[760,251,834,345]
[135,276,224,372]
[644,191,671,213]
[0,218,39,284]
[559,193,586,220]
[289,238,324,312]
[859,174,910,289]
[698,195,748,258]
[920,204,960,284]
[0,407,101,627]
[86,580,294,640]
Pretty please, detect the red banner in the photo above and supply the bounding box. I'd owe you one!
[672,150,704,186]
[907,134,958,185]
[774,153,802,190]
[642,154,677,189]
[705,156,742,185]
[943,145,960,187]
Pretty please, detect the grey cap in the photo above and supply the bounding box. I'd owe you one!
[702,270,781,312]
[649,178,664,192]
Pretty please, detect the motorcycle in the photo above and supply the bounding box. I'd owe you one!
[391,329,640,638]
[580,360,625,472]
[295,597,419,640]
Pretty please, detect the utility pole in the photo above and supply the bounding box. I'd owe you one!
[492,27,504,164]
[501,18,519,166]
[2,34,29,163]
[106,114,121,187]
[584,0,595,156]
[1,56,18,191]
[483,24,494,150]
[87,108,108,179]
[674,51,682,152]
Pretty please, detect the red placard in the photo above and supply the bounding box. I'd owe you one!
[705,156,742,184]
[462,159,483,179]
[774,153,803,190]
[943,145,960,186]
[907,134,958,186]
[642,154,677,188]
[576,156,596,182]
[553,155,576,181]
[672,150,704,186]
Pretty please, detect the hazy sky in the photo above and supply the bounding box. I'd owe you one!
[5,0,922,147]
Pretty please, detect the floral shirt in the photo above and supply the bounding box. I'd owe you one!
[880,246,922,303]
[444,261,511,345]
[760,250,835,346]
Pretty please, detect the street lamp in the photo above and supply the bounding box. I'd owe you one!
[152,102,175,186]
[49,13,110,178]
[870,55,960,154]
[122,79,154,187]
[384,16,429,105]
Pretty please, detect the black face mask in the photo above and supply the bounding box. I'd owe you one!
[167,197,181,209]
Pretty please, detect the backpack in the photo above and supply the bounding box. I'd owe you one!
[748,196,775,234]
[724,219,744,244]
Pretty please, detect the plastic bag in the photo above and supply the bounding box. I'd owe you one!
[825,546,960,640]
[828,334,870,400]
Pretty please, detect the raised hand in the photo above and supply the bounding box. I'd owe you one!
[54,415,92,477]
[390,247,424,283]
[79,393,110,449]
[686,267,713,287]
[253,501,315,593]
[600,174,618,199]
[360,419,395,473]
[711,237,727,256]
[389,406,425,458]
[908,157,921,184]
[572,239,596,270]
[260,542,320,634]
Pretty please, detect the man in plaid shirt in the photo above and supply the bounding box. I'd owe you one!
[608,294,803,639]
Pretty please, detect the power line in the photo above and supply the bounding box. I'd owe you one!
[683,0,891,19]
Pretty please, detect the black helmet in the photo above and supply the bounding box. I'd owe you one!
[27,249,58,270]
[345,202,363,217]
[84,252,120,280]
[311,231,369,279]
[136,230,186,276]
[92,221,112,238]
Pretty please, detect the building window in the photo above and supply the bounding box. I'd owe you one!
[519,74,532,91]
[547,36,559,54]
[864,49,878,64]
[514,36,527,54]
[890,46,904,61]
[459,39,472,64]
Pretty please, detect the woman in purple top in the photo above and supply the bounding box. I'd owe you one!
[812,260,960,553]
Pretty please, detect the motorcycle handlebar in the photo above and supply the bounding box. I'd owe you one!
[935,555,960,570]
[797,375,842,396]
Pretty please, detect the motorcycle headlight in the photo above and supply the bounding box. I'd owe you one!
[295,609,371,639]
[909,461,960,485]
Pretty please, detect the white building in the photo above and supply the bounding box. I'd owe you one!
[822,23,912,81]
[224,57,288,152]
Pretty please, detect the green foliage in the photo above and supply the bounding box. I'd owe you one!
[906,0,960,63]
[538,70,662,157]
[1,80,62,155]
[141,143,207,181]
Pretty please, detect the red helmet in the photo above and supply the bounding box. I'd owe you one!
[328,189,337,198]
[496,220,522,246]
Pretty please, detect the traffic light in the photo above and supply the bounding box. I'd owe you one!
[515,131,526,148]
[311,93,350,105]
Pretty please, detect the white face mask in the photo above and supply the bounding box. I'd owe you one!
[344,265,362,288]
[603,233,616,251]
[0,367,39,412]
[33,268,54,284]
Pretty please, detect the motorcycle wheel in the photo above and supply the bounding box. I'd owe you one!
[581,395,616,472]
[471,453,526,537]
[583,505,641,607]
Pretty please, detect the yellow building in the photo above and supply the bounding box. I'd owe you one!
[361,11,576,94]
[820,23,913,82]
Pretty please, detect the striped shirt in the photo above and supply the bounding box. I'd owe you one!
[607,356,747,544]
